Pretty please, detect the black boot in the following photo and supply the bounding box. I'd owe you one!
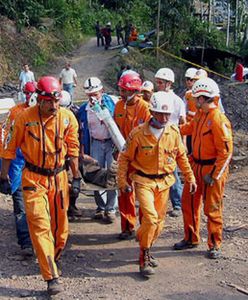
[174,239,198,250]
[47,278,63,295]
[139,249,155,277]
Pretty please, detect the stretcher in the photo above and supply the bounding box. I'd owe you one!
[80,182,118,192]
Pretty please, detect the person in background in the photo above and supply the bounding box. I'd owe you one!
[124,20,132,46]
[0,81,37,257]
[116,21,124,45]
[140,80,154,103]
[59,62,77,99]
[101,22,113,50]
[95,21,104,47]
[183,67,198,154]
[78,77,118,223]
[235,58,244,82]
[155,67,186,217]
[19,63,35,91]
[114,72,151,240]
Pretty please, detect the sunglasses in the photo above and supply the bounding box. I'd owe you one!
[186,77,195,81]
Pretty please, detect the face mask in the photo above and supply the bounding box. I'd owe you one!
[150,117,166,129]
[126,92,136,102]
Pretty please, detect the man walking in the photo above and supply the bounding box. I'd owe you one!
[118,91,196,277]
[59,62,77,99]
[114,72,151,239]
[78,77,117,223]
[0,76,80,295]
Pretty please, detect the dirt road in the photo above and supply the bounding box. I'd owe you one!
[0,38,247,300]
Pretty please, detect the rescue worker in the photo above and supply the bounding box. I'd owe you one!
[0,76,80,295]
[78,77,118,223]
[193,69,225,114]
[115,21,124,45]
[155,68,186,217]
[183,67,198,154]
[0,82,37,256]
[114,72,151,240]
[141,80,154,103]
[59,91,82,218]
[118,91,196,277]
[174,78,233,259]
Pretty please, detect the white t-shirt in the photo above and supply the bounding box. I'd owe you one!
[149,125,164,140]
[59,68,77,84]
[19,70,35,89]
[167,90,186,125]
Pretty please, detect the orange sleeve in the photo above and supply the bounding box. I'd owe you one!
[173,127,195,183]
[2,112,26,160]
[65,111,80,157]
[180,118,194,136]
[211,115,233,180]
[117,129,139,188]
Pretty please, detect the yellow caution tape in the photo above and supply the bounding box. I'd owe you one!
[141,46,231,80]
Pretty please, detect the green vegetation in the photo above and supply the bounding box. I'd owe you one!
[0,0,247,78]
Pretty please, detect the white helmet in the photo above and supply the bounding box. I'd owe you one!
[60,90,72,107]
[193,68,208,80]
[150,91,174,113]
[83,77,103,94]
[155,68,175,83]
[185,67,197,79]
[28,93,37,107]
[141,80,154,92]
[192,78,219,98]
[107,22,111,26]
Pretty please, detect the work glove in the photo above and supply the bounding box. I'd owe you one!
[203,174,214,186]
[189,182,197,194]
[71,177,82,198]
[0,178,12,195]
[120,184,133,194]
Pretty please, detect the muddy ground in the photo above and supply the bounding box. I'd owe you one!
[0,38,247,300]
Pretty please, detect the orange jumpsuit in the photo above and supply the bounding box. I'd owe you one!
[2,105,79,280]
[114,95,151,233]
[118,122,195,249]
[180,107,233,250]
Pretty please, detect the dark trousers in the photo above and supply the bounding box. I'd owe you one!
[97,34,104,47]
[12,186,32,248]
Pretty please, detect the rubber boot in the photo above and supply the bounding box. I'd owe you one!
[47,278,63,295]
[139,248,155,277]
[148,249,158,268]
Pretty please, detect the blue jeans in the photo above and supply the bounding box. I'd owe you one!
[90,138,117,213]
[12,186,32,248]
[169,168,183,209]
[63,83,74,99]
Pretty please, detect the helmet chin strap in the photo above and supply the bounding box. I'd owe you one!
[150,117,166,129]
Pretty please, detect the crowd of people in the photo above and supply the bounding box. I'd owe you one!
[0,60,233,295]
[95,20,139,49]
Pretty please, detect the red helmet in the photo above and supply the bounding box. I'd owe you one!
[36,76,61,100]
[23,81,36,93]
[118,73,142,91]
[23,81,37,102]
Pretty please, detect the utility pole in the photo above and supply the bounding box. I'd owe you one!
[226,1,231,47]
[235,0,239,43]
[156,0,161,59]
